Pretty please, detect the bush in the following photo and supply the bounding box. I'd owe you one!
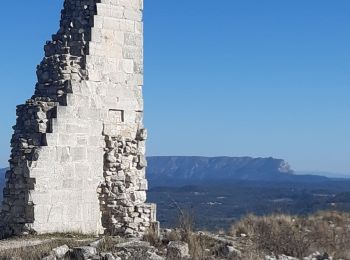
[230,214,309,258]
[303,211,350,259]
[143,228,162,248]
[229,211,350,259]
[176,209,207,260]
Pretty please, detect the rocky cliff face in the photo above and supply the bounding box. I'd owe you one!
[147,156,294,185]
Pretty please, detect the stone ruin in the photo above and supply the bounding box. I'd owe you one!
[0,0,158,237]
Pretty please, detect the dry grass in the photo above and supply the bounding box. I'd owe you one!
[176,209,208,260]
[97,236,124,252]
[0,232,96,260]
[236,250,265,260]
[177,209,195,242]
[187,234,207,260]
[229,210,350,259]
[143,228,162,248]
[230,214,309,258]
[0,235,127,260]
[166,229,182,242]
[0,238,92,260]
[34,232,97,239]
[303,211,350,259]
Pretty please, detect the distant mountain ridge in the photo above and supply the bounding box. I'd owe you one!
[296,171,350,179]
[0,157,334,199]
[147,156,329,186]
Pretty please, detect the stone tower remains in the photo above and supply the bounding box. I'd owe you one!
[1,0,157,237]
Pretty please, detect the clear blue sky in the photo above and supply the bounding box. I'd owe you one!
[0,1,349,174]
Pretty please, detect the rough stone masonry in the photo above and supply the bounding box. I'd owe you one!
[0,0,158,237]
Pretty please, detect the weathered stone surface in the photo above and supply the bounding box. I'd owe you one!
[147,252,165,260]
[72,246,97,260]
[0,0,157,237]
[89,238,106,248]
[113,239,164,260]
[265,253,332,260]
[166,241,190,259]
[115,240,151,249]
[41,255,56,260]
[100,252,117,260]
[52,244,70,258]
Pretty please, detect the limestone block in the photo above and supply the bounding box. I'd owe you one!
[120,59,134,74]
[62,179,76,189]
[34,146,54,162]
[87,147,105,165]
[137,128,147,141]
[30,192,52,205]
[138,179,148,191]
[123,45,142,59]
[132,191,146,204]
[113,31,126,46]
[127,73,143,86]
[33,204,52,225]
[102,17,121,30]
[87,67,103,82]
[88,136,104,147]
[51,244,70,258]
[96,4,112,17]
[65,123,89,138]
[58,134,77,146]
[111,6,125,19]
[124,9,142,22]
[138,155,147,168]
[72,246,97,260]
[56,147,71,163]
[47,205,64,223]
[70,147,87,161]
[76,135,88,146]
[66,94,90,108]
[124,33,142,46]
[91,28,102,43]
[45,133,59,146]
[94,16,104,29]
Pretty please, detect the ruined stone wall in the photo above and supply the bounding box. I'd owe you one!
[88,0,156,236]
[1,0,157,237]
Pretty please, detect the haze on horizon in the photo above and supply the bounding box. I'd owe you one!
[0,0,349,175]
